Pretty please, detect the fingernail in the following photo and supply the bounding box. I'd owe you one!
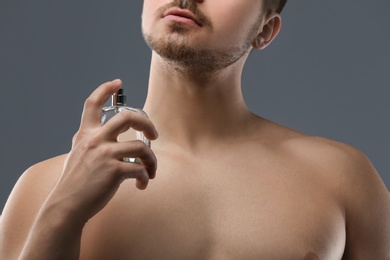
[112,79,121,84]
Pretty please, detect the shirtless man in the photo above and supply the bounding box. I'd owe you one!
[1,0,389,259]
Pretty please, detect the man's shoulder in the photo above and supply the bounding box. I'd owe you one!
[6,154,67,209]
[24,154,67,178]
[14,154,67,193]
[279,130,389,210]
[279,132,377,183]
[286,134,373,175]
[259,119,370,172]
[3,154,67,221]
[257,119,383,189]
[0,154,67,259]
[284,134,365,165]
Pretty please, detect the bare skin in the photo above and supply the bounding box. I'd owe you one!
[1,0,389,259]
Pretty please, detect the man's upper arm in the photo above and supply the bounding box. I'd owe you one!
[0,156,64,260]
[341,148,390,259]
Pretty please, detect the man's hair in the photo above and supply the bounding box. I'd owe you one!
[264,0,287,14]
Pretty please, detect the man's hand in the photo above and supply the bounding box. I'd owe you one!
[52,79,159,224]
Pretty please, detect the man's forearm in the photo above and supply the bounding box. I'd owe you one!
[19,200,84,260]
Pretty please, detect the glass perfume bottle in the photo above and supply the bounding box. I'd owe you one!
[101,88,150,163]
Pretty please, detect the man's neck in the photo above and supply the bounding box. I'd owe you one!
[143,53,257,154]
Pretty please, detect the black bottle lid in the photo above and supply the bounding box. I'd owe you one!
[112,88,126,106]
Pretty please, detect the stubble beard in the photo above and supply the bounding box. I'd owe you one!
[143,18,262,74]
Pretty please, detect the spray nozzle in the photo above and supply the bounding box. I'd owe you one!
[112,88,127,106]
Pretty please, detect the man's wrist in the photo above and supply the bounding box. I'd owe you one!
[37,190,87,233]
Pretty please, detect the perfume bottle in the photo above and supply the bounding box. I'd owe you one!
[101,88,150,163]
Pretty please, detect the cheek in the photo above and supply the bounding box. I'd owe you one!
[141,1,154,30]
[208,2,261,44]
[142,0,167,30]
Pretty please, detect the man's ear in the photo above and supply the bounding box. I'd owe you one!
[252,14,282,50]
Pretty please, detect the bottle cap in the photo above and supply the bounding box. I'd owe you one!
[112,88,126,106]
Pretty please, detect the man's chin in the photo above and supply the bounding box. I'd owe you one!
[167,22,193,33]
[144,33,248,73]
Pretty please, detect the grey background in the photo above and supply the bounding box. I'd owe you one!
[1,1,389,211]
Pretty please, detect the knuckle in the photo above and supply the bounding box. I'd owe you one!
[99,144,113,156]
[126,162,144,173]
[113,162,127,177]
[72,130,85,145]
[117,162,144,178]
[84,134,100,150]
[132,140,148,153]
[72,132,81,144]
[84,97,98,108]
[106,159,117,169]
[118,109,135,121]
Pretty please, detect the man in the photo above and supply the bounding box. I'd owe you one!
[0,0,389,259]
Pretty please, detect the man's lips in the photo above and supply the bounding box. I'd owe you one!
[163,8,202,27]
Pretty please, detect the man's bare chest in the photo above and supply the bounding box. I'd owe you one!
[80,155,346,259]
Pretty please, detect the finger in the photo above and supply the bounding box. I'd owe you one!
[111,140,157,180]
[101,109,159,141]
[118,163,150,190]
[135,176,149,190]
[80,79,123,129]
